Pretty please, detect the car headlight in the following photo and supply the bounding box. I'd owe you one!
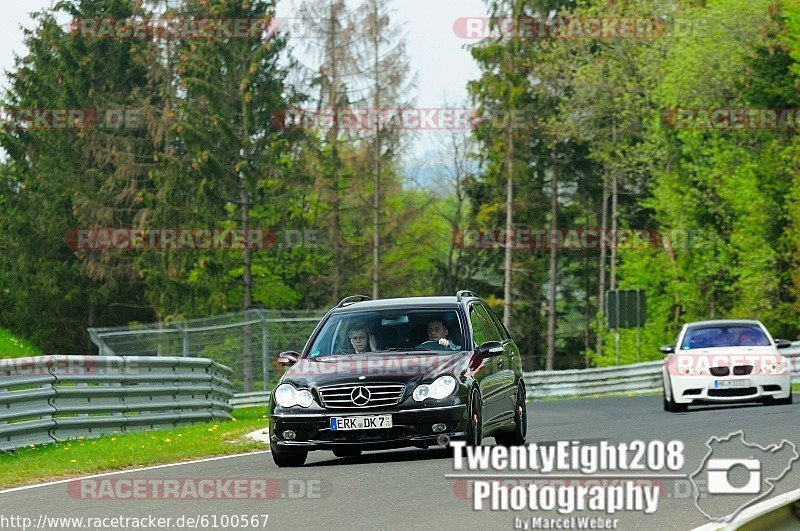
[274,384,314,408]
[761,359,788,375]
[413,375,457,402]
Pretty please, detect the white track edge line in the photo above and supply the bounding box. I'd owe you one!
[0,450,271,495]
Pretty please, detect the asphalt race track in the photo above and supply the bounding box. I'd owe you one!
[2,396,798,530]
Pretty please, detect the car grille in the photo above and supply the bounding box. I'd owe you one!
[316,426,417,442]
[709,367,729,376]
[708,387,757,397]
[733,365,753,375]
[317,383,405,409]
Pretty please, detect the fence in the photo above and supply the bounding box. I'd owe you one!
[88,309,327,393]
[0,355,234,451]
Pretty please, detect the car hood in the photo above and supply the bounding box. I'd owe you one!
[280,351,471,389]
[677,346,779,357]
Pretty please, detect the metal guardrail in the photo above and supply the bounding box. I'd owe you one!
[526,343,800,399]
[525,361,664,399]
[230,391,272,408]
[228,343,800,406]
[0,355,234,451]
[692,486,800,530]
[88,309,327,394]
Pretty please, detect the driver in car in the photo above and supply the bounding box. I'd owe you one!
[421,319,461,351]
[738,329,760,346]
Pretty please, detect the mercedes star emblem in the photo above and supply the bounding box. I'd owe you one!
[351,386,371,406]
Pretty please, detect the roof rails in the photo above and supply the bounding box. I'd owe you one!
[336,295,372,308]
[456,290,479,302]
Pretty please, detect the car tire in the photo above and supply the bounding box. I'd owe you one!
[495,382,527,446]
[332,448,363,458]
[271,448,308,467]
[466,388,483,447]
[664,376,687,413]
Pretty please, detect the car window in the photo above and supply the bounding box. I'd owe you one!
[475,304,503,342]
[307,308,464,357]
[483,305,510,340]
[469,306,487,346]
[680,325,771,349]
[469,307,488,347]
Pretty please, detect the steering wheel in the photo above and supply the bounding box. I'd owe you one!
[416,340,446,351]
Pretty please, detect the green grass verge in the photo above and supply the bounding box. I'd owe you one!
[0,407,269,489]
[0,328,40,357]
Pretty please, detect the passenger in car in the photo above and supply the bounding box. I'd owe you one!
[348,322,377,353]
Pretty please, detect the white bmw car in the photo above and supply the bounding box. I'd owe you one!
[662,319,794,412]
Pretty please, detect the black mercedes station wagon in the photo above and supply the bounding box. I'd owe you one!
[269,291,527,467]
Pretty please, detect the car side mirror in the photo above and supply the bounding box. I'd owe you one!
[277,351,300,367]
[476,341,504,357]
[659,345,675,354]
[775,339,792,349]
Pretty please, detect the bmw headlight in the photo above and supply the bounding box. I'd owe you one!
[761,358,788,375]
[413,376,457,402]
[274,384,314,408]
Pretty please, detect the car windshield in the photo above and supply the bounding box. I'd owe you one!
[680,324,771,349]
[307,308,464,359]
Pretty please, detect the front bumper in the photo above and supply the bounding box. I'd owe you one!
[670,374,791,404]
[270,404,468,451]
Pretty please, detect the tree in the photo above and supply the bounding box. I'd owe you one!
[299,0,360,303]
[0,0,158,351]
[354,0,413,299]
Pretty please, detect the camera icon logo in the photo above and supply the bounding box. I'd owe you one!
[690,431,798,523]
[706,458,761,494]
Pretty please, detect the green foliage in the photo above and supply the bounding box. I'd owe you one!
[0,328,41,357]
[2,0,800,369]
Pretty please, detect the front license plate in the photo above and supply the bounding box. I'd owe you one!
[330,415,392,431]
[714,379,751,389]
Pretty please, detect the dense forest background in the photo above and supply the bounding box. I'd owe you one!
[1,0,799,371]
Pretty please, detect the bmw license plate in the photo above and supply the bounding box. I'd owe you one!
[714,379,751,389]
[330,415,392,431]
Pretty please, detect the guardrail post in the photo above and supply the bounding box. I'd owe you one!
[255,310,270,392]
[175,323,189,357]
[88,328,111,356]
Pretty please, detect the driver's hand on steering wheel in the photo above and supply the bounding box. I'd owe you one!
[437,338,450,347]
